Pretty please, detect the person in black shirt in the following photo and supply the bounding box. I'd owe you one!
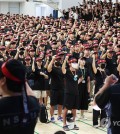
[94,74,119,134]
[84,46,95,97]
[47,55,64,123]
[78,57,90,119]
[92,56,107,127]
[101,49,117,75]
[25,56,34,88]
[32,57,48,104]
[0,59,40,134]
[62,56,80,131]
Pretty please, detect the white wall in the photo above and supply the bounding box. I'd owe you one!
[20,2,54,17]
[9,2,20,14]
[0,2,9,14]
[0,2,20,14]
[58,0,82,11]
[35,3,54,17]
[20,1,36,16]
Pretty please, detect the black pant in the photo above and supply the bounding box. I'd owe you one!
[93,109,106,126]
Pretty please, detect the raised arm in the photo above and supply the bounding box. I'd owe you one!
[47,56,56,73]
[26,81,35,97]
[44,57,50,69]
[62,56,68,74]
[14,47,20,60]
[92,54,97,74]
[32,57,35,72]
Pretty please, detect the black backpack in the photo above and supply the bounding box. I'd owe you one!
[39,104,48,123]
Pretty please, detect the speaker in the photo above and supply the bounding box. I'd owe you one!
[53,10,58,19]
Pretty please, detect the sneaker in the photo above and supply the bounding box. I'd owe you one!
[50,117,55,123]
[63,125,70,131]
[72,125,79,130]
[93,125,99,128]
[57,116,63,121]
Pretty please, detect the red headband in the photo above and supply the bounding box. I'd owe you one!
[97,60,106,64]
[1,62,21,82]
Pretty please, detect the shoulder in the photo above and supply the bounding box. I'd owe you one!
[28,96,40,110]
[109,83,120,92]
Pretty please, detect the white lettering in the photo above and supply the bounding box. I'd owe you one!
[3,118,10,126]
[14,116,19,124]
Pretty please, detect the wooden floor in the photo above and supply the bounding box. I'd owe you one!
[34,106,107,134]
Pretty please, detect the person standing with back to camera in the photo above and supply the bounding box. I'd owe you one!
[94,74,119,134]
[0,59,40,134]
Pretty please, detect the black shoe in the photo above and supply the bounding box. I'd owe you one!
[72,125,79,130]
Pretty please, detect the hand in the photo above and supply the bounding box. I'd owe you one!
[40,72,45,76]
[52,55,56,61]
[17,47,20,53]
[32,57,35,61]
[65,56,69,61]
[113,37,117,43]
[104,74,118,86]
[46,56,49,60]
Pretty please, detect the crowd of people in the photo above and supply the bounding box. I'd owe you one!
[0,0,120,133]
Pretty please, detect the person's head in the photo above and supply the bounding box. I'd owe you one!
[0,59,26,95]
[54,131,66,134]
[36,57,43,66]
[74,44,80,52]
[68,58,78,71]
[107,42,113,49]
[25,56,31,65]
[92,44,99,51]
[40,43,45,51]
[54,56,62,67]
[97,59,106,69]
[0,46,6,54]
[29,48,35,57]
[70,45,74,53]
[59,33,64,40]
[69,33,74,40]
[66,41,72,48]
[84,46,91,57]
[10,41,17,49]
[107,49,114,58]
[79,57,86,67]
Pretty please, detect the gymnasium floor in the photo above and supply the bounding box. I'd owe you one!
[35,106,107,134]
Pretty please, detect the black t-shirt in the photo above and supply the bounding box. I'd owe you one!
[64,69,81,95]
[50,66,64,90]
[106,57,117,75]
[94,70,107,94]
[33,67,45,90]
[85,57,94,81]
[26,66,34,80]
[0,96,40,134]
